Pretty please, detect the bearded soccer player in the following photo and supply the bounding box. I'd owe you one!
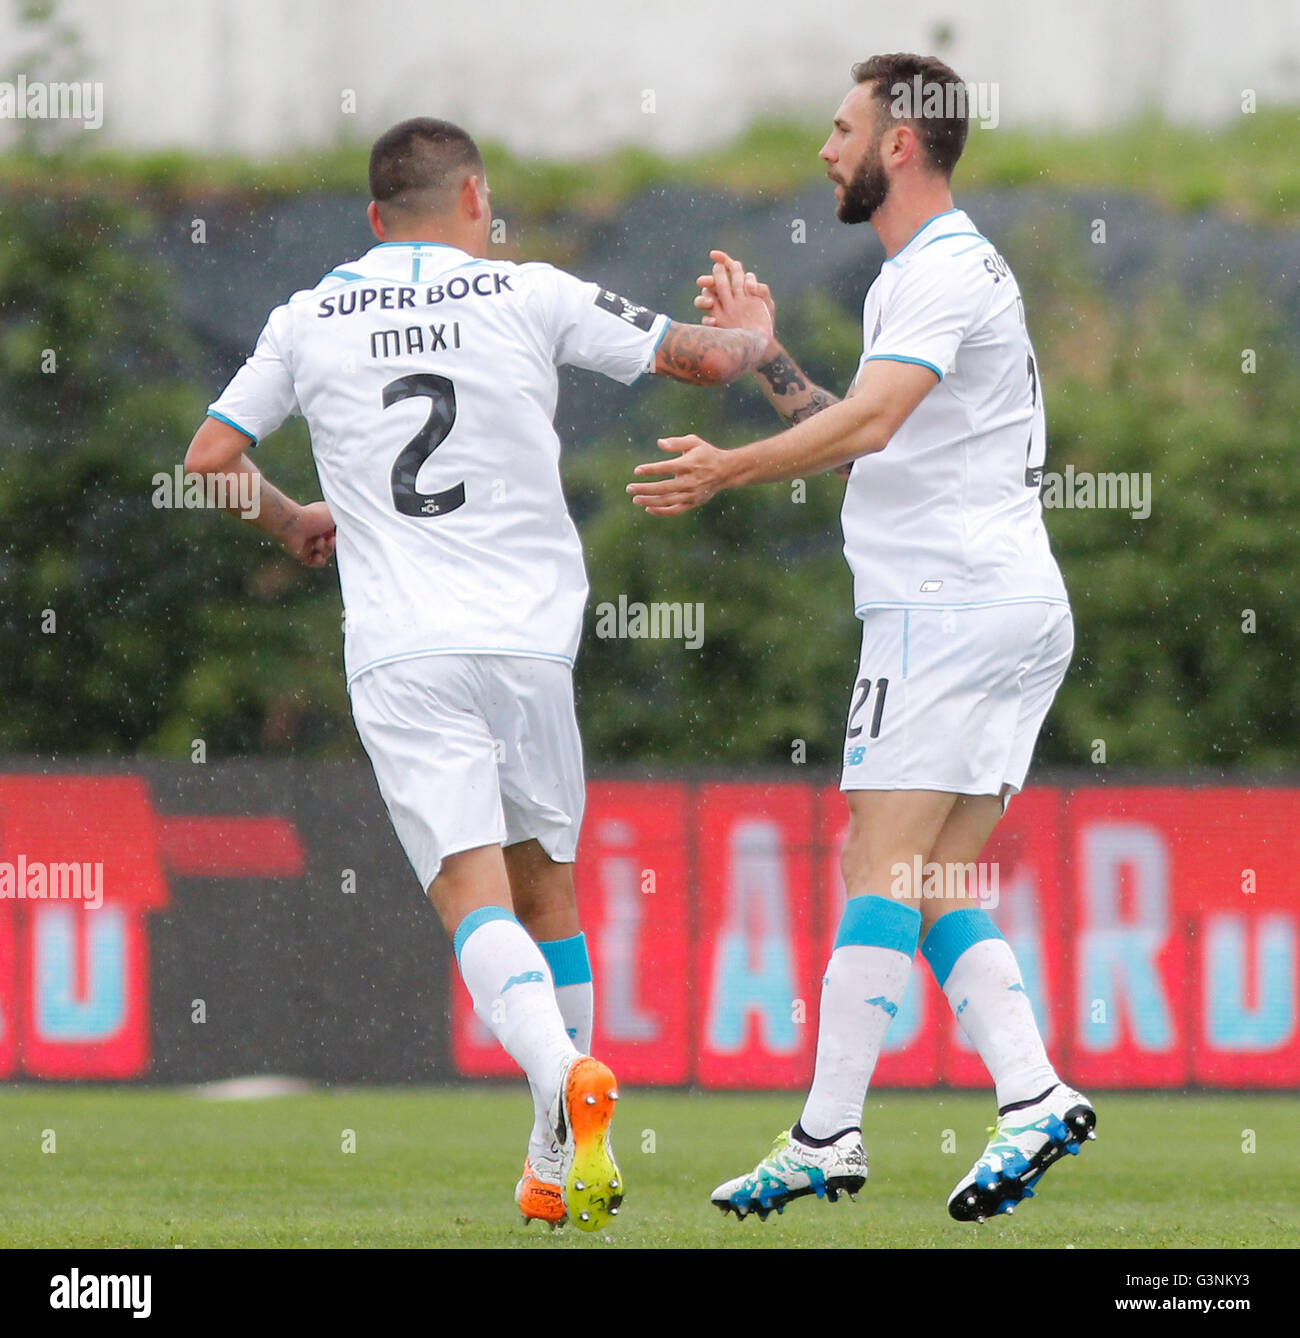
[630,54,1095,1224]
[184,117,772,1230]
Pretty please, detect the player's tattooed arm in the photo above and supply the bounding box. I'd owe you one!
[184,416,336,568]
[696,250,843,468]
[653,321,769,386]
[652,252,773,384]
[627,357,939,515]
[755,346,850,477]
[755,345,841,427]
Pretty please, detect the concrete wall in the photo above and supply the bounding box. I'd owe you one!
[1,0,1295,157]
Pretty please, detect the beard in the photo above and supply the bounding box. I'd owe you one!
[836,151,890,224]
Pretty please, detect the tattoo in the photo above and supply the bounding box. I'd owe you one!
[757,349,841,425]
[655,322,766,384]
[788,388,840,425]
[256,484,294,537]
[757,352,808,396]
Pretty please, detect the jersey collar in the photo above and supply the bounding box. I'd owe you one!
[357,241,472,281]
[366,241,468,253]
[884,207,968,267]
[363,241,471,263]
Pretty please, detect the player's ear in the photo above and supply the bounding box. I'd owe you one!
[890,122,918,169]
[461,173,488,220]
[367,201,386,241]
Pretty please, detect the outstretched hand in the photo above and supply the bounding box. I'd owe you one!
[627,435,736,516]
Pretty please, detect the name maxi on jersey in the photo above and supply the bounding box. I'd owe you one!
[316,272,518,360]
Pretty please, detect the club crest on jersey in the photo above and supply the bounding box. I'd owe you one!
[593,289,656,331]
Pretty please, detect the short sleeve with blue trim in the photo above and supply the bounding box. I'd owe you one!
[525,264,668,384]
[207,303,299,444]
[861,240,994,382]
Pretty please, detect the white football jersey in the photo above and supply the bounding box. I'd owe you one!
[208,242,668,683]
[842,209,1069,613]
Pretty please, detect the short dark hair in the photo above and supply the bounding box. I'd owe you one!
[851,53,970,178]
[368,117,484,217]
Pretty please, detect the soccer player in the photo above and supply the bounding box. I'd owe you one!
[629,54,1095,1223]
[184,117,772,1230]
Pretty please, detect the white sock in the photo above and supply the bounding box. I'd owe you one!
[798,896,921,1141]
[527,935,594,1159]
[554,981,593,1052]
[527,986,593,1158]
[923,910,1058,1109]
[454,909,577,1116]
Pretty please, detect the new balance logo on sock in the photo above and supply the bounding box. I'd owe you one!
[501,970,545,993]
[865,996,898,1018]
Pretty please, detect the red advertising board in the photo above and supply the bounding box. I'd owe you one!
[1060,787,1298,1089]
[815,785,945,1087]
[580,782,692,1084]
[693,784,821,1090]
[937,788,1070,1088]
[21,902,153,1079]
[1,770,1295,1090]
[1065,789,1192,1087]
[2,777,166,1079]
[0,775,303,1080]
[452,782,693,1083]
[0,900,15,1079]
[447,781,1299,1092]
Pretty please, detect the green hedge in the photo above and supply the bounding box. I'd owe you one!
[2,175,1297,768]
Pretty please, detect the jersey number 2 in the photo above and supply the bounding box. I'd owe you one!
[384,373,466,517]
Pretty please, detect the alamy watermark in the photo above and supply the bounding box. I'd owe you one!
[594,594,704,649]
[890,856,999,909]
[152,466,261,519]
[0,77,103,130]
[50,1270,150,1319]
[0,857,103,910]
[890,78,999,130]
[1035,466,1152,519]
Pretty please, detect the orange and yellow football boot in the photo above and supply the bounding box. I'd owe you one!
[549,1055,622,1231]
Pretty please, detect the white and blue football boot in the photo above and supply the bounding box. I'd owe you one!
[949,1083,1096,1222]
[711,1126,868,1221]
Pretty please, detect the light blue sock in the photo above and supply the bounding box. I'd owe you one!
[538,932,594,1050]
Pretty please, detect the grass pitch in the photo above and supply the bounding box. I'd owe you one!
[0,1088,1295,1249]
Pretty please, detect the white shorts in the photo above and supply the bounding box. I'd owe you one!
[348,654,586,890]
[840,602,1073,800]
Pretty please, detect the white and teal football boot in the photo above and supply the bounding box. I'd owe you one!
[949,1084,1096,1222]
[711,1126,868,1221]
